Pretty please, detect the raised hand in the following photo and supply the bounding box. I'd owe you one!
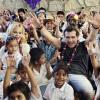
[88,13,100,29]
[22,54,30,67]
[54,16,61,27]
[86,42,96,55]
[6,55,16,68]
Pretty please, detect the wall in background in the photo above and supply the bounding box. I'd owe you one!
[0,0,100,12]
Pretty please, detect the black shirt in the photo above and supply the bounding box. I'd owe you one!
[59,41,89,76]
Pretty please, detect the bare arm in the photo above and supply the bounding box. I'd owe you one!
[40,27,61,49]
[90,54,98,70]
[85,26,98,44]
[29,13,61,49]
[86,42,99,77]
[45,62,52,79]
[30,24,40,44]
[49,50,60,65]
[22,55,40,98]
[3,67,11,98]
[85,13,100,44]
[3,56,16,98]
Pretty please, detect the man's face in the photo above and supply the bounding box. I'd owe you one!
[65,31,78,48]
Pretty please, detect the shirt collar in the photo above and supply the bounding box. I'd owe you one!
[52,80,66,92]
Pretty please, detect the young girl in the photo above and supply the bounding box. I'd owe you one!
[30,47,53,86]
[3,55,42,100]
[0,36,22,72]
[43,62,74,100]
[0,36,22,71]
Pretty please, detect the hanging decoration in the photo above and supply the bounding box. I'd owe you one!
[24,0,41,9]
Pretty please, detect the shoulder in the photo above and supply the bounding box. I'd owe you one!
[30,92,43,100]
[65,83,74,92]
[63,83,74,99]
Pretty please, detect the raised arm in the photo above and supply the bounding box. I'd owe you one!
[85,13,100,44]
[29,13,61,49]
[40,27,61,48]
[3,56,16,98]
[86,42,99,77]
[22,55,41,98]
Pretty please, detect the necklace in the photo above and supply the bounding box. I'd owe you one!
[61,42,79,67]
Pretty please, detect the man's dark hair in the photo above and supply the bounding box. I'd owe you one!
[64,26,79,37]
[57,11,65,16]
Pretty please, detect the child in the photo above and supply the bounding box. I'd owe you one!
[30,47,53,86]
[43,62,74,100]
[86,42,100,100]
[3,55,42,100]
[0,36,22,71]
[29,47,53,95]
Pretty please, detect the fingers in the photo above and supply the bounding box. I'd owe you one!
[6,55,16,67]
[22,54,30,66]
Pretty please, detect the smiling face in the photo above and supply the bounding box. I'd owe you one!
[65,30,78,48]
[7,39,18,54]
[54,69,67,88]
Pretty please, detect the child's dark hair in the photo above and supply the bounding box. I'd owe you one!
[7,81,31,100]
[29,47,44,64]
[6,36,17,46]
[53,61,69,76]
[57,11,65,16]
[18,8,26,14]
[17,60,24,73]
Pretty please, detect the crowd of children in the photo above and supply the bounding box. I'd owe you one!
[0,7,100,100]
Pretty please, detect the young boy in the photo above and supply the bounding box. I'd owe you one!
[43,62,74,100]
[3,55,42,100]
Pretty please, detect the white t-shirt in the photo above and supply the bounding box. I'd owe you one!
[30,93,43,100]
[1,51,22,69]
[43,81,74,100]
[33,64,53,86]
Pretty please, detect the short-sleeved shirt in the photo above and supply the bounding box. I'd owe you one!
[33,64,53,86]
[59,41,89,76]
[39,41,56,61]
[43,81,74,100]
